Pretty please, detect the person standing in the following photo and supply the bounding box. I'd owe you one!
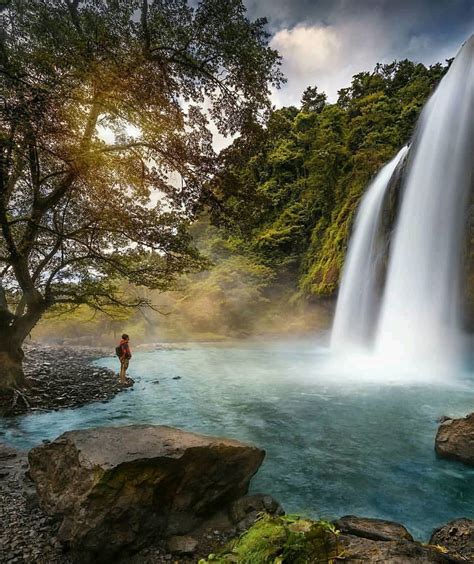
[117,333,132,384]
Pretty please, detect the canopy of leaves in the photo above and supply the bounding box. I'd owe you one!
[207,58,449,298]
[0,0,283,347]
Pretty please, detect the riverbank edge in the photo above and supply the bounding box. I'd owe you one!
[0,344,134,417]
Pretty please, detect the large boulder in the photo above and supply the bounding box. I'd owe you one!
[435,413,474,465]
[334,515,414,542]
[430,518,474,561]
[28,425,265,563]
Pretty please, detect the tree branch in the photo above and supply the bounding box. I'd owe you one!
[141,0,150,56]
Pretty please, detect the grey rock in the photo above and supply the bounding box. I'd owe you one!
[435,412,474,466]
[334,515,414,542]
[236,511,259,532]
[167,535,198,555]
[229,493,283,525]
[28,425,265,563]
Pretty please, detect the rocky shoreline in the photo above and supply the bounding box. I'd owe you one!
[0,442,69,564]
[0,436,260,564]
[2,344,133,416]
[1,424,473,564]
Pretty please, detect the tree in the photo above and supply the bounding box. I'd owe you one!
[300,85,326,114]
[0,0,283,392]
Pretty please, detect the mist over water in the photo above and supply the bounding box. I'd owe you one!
[332,36,474,372]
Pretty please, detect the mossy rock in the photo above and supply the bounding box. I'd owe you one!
[199,514,340,563]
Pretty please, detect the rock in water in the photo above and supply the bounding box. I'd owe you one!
[430,519,474,561]
[435,413,474,466]
[28,425,265,563]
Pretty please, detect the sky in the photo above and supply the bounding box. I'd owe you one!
[244,0,474,107]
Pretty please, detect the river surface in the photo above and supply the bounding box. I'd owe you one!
[1,340,473,540]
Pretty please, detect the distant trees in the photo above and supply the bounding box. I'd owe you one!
[300,86,327,113]
[0,0,283,391]
[209,59,449,297]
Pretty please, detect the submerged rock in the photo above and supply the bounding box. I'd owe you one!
[435,413,474,466]
[334,515,414,542]
[28,425,265,563]
[430,518,474,561]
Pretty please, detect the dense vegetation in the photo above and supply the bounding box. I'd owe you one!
[207,59,449,298]
[32,57,451,344]
[200,514,339,563]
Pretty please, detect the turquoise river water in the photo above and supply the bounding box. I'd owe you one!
[1,340,473,540]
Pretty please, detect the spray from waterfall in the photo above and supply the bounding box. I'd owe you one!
[331,146,408,350]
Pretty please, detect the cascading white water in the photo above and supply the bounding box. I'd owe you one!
[330,36,473,369]
[375,36,474,365]
[331,146,408,350]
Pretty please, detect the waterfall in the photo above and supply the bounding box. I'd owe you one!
[331,146,408,350]
[331,35,473,367]
[375,36,473,364]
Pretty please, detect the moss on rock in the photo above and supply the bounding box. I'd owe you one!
[199,514,340,563]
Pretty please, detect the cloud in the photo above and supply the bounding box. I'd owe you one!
[245,0,474,107]
[270,19,392,105]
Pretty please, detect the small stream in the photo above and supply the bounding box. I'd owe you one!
[1,340,473,540]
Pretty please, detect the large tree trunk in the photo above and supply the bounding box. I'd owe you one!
[0,339,28,416]
[0,343,26,392]
[0,299,44,414]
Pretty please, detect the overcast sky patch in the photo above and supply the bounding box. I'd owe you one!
[244,0,474,105]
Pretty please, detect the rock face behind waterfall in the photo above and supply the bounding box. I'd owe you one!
[435,413,474,465]
[28,425,265,563]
